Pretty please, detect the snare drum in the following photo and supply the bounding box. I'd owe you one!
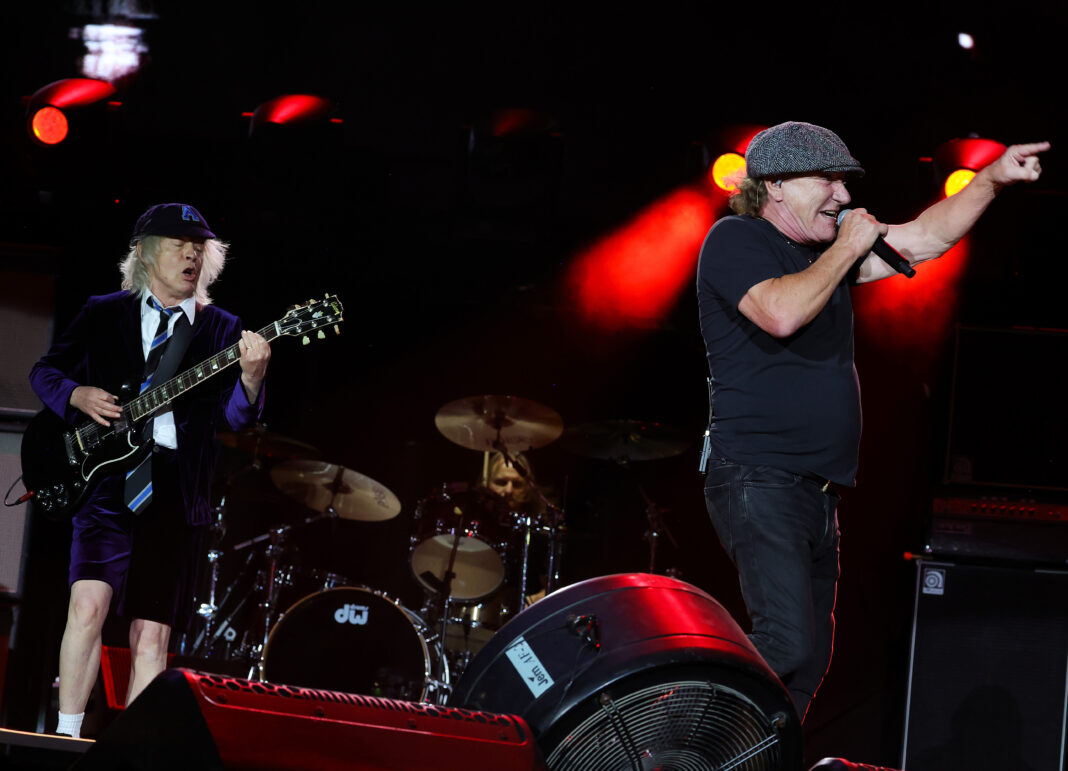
[443,591,516,657]
[409,484,513,602]
[263,586,431,701]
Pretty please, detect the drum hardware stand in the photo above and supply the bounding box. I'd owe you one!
[231,505,339,680]
[178,495,228,656]
[243,524,290,681]
[193,496,228,647]
[189,550,257,659]
[432,525,466,697]
[639,483,678,575]
[543,503,565,594]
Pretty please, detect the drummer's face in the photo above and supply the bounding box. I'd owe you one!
[489,464,527,505]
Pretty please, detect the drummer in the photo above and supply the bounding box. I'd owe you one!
[481,451,545,517]
[478,452,552,605]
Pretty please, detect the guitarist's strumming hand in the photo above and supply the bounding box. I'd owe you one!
[237,329,271,404]
[70,386,123,427]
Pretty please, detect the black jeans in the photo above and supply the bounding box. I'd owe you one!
[703,460,841,721]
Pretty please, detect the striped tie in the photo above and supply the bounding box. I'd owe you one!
[123,297,179,514]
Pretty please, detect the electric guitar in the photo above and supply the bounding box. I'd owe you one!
[20,294,344,516]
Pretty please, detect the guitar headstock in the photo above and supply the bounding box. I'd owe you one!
[277,294,344,341]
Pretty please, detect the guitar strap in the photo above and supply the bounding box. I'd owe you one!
[138,314,194,439]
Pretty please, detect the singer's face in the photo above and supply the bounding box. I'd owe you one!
[767,174,851,245]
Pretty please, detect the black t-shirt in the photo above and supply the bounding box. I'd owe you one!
[697,215,861,485]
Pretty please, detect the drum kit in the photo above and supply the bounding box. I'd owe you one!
[183,395,691,705]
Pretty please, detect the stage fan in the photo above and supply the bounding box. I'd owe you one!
[451,573,802,770]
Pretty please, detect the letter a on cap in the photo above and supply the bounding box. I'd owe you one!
[181,205,200,223]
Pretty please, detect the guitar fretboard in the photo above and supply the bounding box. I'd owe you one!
[126,321,280,423]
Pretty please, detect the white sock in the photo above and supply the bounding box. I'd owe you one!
[56,711,84,738]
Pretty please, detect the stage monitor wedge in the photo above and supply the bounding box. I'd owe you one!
[73,668,545,771]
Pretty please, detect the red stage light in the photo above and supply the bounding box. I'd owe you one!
[24,78,116,146]
[853,237,969,357]
[569,189,717,327]
[934,137,1006,198]
[249,94,335,134]
[30,106,68,145]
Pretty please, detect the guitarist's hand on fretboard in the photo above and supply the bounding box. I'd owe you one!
[70,386,123,427]
[237,330,271,403]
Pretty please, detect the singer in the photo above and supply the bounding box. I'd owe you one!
[696,121,1047,721]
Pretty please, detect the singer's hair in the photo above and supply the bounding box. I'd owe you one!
[728,177,770,217]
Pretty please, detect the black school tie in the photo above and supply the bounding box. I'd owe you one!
[123,297,179,514]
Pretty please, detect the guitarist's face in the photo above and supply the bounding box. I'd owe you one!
[145,237,204,306]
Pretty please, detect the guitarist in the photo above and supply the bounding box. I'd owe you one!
[28,203,271,737]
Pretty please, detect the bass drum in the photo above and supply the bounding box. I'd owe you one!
[263,586,431,701]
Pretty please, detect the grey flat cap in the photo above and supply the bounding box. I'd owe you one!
[745,121,864,179]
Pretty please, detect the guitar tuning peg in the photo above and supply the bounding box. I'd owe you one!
[334,324,340,335]
[317,330,326,340]
[302,335,310,346]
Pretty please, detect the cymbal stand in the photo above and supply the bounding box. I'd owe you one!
[430,513,464,701]
[181,495,227,656]
[517,512,532,610]
[639,482,678,575]
[244,524,289,681]
[543,502,565,594]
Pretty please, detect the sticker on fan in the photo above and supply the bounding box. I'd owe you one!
[504,637,554,697]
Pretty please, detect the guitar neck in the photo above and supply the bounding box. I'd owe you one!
[126,321,280,423]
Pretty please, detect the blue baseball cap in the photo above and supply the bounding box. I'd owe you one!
[131,203,216,241]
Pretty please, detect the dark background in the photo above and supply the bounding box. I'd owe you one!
[1,3,1065,766]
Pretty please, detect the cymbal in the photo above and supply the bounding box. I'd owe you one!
[435,395,563,452]
[560,420,692,462]
[270,460,401,522]
[218,426,320,460]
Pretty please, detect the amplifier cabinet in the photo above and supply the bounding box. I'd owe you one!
[902,560,1068,770]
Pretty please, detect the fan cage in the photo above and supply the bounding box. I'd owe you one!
[544,678,788,771]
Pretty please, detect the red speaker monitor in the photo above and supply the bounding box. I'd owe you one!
[73,669,544,770]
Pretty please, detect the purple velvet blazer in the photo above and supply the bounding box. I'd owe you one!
[29,290,262,526]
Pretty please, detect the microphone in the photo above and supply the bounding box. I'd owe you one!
[837,209,916,278]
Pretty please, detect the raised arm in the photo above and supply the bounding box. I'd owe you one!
[856,141,1050,282]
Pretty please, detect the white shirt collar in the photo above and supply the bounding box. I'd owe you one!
[141,290,196,326]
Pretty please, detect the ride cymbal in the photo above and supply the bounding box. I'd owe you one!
[270,460,401,521]
[435,395,563,452]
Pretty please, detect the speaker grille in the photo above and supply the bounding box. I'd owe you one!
[545,679,787,771]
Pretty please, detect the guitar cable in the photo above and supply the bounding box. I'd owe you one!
[3,474,35,507]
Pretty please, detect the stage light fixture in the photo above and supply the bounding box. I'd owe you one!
[706,124,766,192]
[934,137,1005,197]
[710,151,746,191]
[25,78,117,147]
[248,94,337,136]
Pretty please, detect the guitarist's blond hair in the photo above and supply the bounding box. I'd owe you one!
[119,235,229,305]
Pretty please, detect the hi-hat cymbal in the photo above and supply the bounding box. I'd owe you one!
[435,395,563,452]
[218,426,320,460]
[270,460,401,521]
[560,420,692,462]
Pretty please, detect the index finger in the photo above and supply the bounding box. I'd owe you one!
[1009,141,1051,158]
